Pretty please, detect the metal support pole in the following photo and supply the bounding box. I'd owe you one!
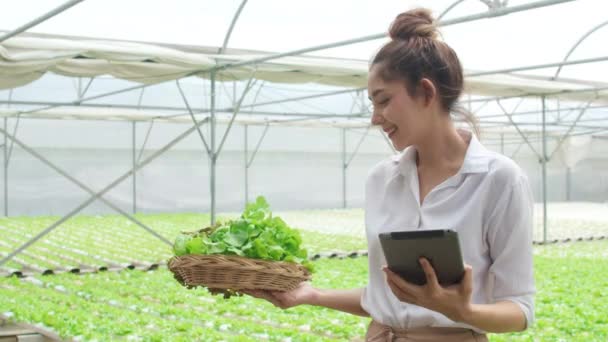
[341,126,371,208]
[510,141,525,159]
[341,128,347,208]
[243,81,263,209]
[548,101,594,160]
[3,118,7,216]
[80,78,95,101]
[177,80,211,155]
[210,73,217,225]
[541,96,548,243]
[496,100,542,160]
[3,91,8,217]
[216,77,256,157]
[132,121,137,214]
[246,125,270,169]
[137,122,154,165]
[209,75,256,219]
[77,77,82,100]
[137,88,145,109]
[244,125,249,207]
[566,167,571,201]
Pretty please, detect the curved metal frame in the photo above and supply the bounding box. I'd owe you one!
[219,0,249,54]
[439,0,509,21]
[438,0,466,20]
[554,19,608,79]
[0,0,86,43]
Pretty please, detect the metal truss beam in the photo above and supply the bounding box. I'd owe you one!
[0,0,86,43]
[0,116,210,267]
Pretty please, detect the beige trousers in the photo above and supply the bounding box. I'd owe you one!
[364,320,489,342]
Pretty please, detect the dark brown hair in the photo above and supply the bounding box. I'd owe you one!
[372,8,478,135]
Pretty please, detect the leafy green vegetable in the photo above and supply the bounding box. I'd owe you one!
[172,234,189,256]
[172,196,313,273]
[185,236,207,255]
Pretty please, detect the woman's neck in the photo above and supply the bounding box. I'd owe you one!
[415,120,470,173]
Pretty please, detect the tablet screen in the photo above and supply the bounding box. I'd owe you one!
[379,229,465,286]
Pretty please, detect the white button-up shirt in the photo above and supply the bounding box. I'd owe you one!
[361,133,535,332]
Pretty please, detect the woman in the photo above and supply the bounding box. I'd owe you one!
[245,8,535,341]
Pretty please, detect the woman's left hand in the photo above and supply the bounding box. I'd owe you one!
[383,258,473,322]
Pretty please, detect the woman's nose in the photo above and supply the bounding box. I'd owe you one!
[371,111,384,125]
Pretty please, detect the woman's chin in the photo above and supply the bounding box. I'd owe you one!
[392,138,409,151]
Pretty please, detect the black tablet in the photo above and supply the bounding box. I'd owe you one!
[379,229,465,286]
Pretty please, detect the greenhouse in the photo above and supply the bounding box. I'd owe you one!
[0,0,607,341]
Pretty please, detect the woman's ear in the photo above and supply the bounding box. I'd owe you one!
[419,78,437,107]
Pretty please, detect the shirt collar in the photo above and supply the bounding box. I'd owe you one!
[460,134,491,174]
[391,131,491,177]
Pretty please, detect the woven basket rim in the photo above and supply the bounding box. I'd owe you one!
[168,254,311,292]
[169,253,309,269]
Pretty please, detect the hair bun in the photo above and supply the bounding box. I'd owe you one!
[388,8,438,41]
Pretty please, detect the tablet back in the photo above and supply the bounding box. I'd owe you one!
[379,229,464,286]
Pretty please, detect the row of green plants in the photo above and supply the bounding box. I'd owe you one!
[0,212,366,274]
[1,257,370,341]
[2,240,608,340]
[1,213,607,340]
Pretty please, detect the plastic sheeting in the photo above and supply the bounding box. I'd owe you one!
[1,33,608,108]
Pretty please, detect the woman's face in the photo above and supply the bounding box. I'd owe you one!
[368,64,429,151]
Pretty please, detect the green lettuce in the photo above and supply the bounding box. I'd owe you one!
[172,196,313,273]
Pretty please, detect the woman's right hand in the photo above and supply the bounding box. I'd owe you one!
[242,282,317,309]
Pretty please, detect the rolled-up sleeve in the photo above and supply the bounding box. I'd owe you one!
[486,175,536,328]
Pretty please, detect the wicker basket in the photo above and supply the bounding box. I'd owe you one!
[168,254,311,293]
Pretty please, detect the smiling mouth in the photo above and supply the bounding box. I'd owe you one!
[387,127,397,138]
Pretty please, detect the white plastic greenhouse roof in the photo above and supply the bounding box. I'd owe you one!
[0,0,607,129]
[1,32,608,103]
